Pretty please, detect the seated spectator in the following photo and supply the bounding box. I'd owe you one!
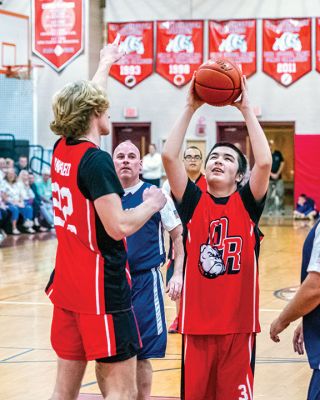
[2,168,34,234]
[293,194,319,221]
[16,170,36,233]
[0,191,10,243]
[35,168,52,202]
[29,172,53,230]
[0,157,7,181]
[15,155,29,175]
[6,158,15,170]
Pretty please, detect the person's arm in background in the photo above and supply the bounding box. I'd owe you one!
[166,224,184,301]
[270,156,285,180]
[270,225,320,342]
[270,271,320,342]
[159,194,184,301]
[232,77,272,202]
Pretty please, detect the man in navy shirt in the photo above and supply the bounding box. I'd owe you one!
[270,219,320,400]
[113,140,184,400]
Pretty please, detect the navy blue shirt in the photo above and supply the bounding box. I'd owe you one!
[301,219,320,369]
[122,182,166,273]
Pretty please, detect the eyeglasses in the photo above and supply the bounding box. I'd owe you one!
[184,155,202,161]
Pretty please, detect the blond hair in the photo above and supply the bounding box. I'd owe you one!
[50,80,109,139]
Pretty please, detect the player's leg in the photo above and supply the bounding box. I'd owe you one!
[182,334,217,400]
[78,308,141,399]
[50,306,88,399]
[95,356,137,400]
[136,359,153,400]
[307,369,320,400]
[132,268,167,399]
[50,358,87,400]
[216,333,256,400]
[266,181,274,214]
[276,179,285,213]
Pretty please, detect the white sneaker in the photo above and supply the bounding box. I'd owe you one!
[12,228,20,235]
[23,219,33,228]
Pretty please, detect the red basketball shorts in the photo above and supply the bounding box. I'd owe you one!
[181,333,256,400]
[51,305,141,362]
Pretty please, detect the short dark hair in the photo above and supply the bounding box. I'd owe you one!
[205,142,247,176]
[183,146,203,159]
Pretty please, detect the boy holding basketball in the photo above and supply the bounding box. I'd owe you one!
[162,74,272,400]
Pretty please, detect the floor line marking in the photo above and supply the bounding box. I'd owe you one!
[0,301,50,306]
[1,348,34,362]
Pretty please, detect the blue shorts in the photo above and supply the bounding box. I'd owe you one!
[131,267,167,360]
[308,369,320,400]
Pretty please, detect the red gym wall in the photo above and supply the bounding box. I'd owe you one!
[294,134,320,209]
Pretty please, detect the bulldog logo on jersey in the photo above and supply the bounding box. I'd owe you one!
[199,243,226,279]
[198,217,243,279]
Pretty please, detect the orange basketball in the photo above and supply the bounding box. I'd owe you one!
[195,58,242,106]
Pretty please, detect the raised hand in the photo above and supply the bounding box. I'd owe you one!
[231,75,251,113]
[186,73,205,112]
[99,33,125,66]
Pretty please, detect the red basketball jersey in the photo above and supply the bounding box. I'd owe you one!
[179,189,261,335]
[195,174,207,192]
[46,138,130,315]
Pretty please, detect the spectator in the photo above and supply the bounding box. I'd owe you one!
[266,139,285,215]
[36,168,52,202]
[2,168,34,234]
[293,194,319,221]
[0,191,10,243]
[16,170,36,233]
[15,155,28,175]
[6,158,14,170]
[142,143,162,187]
[29,172,53,229]
[0,157,7,181]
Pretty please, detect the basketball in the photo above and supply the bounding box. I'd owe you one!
[195,58,242,106]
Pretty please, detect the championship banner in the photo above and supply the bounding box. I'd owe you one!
[208,19,256,78]
[32,0,84,72]
[107,21,153,89]
[262,18,311,87]
[316,18,320,73]
[156,20,204,87]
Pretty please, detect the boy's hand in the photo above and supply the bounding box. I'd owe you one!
[99,34,124,67]
[186,73,205,112]
[231,76,252,113]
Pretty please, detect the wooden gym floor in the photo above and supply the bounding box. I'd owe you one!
[0,219,314,399]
